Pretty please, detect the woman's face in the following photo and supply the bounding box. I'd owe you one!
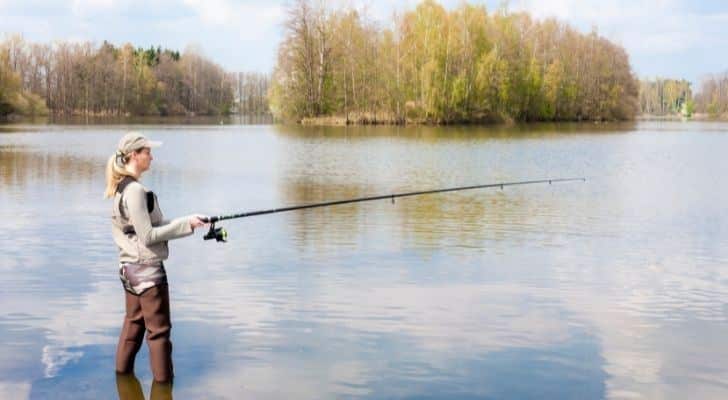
[130,147,153,173]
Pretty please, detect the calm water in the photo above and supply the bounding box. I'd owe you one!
[0,121,726,399]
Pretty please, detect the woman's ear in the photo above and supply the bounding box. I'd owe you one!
[126,151,137,165]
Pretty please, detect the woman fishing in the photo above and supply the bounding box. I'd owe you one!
[105,131,207,383]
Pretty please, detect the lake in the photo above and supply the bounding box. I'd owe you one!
[0,121,726,399]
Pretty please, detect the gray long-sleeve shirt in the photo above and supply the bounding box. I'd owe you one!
[111,179,193,264]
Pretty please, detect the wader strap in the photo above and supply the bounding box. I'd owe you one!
[117,176,137,218]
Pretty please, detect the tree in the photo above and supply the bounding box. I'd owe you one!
[0,36,236,117]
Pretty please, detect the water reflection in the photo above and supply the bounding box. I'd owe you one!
[271,181,535,253]
[0,122,727,399]
[279,180,370,251]
[116,374,172,400]
[0,146,98,189]
[274,121,638,140]
[274,123,579,253]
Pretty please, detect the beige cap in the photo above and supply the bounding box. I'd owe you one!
[117,131,162,155]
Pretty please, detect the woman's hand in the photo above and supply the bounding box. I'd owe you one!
[190,215,210,230]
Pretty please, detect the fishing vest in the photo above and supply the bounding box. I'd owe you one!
[114,176,168,295]
[117,176,155,236]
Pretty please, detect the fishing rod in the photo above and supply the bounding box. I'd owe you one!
[200,177,586,242]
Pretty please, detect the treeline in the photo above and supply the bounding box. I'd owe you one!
[0,35,267,118]
[236,72,270,115]
[638,78,693,115]
[695,74,728,117]
[0,38,48,117]
[270,0,639,124]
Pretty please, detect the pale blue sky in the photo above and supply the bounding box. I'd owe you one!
[1,0,727,87]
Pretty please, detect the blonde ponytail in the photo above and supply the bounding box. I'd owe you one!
[104,152,131,198]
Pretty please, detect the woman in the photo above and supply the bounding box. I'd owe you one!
[105,131,207,383]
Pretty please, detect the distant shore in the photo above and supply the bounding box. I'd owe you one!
[0,114,273,125]
[299,115,728,126]
[4,113,728,126]
[299,114,627,126]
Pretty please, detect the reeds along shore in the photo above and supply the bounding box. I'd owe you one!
[300,111,513,126]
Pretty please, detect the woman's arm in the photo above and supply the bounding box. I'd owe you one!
[126,184,194,246]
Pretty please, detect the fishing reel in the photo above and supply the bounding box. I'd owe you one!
[204,222,228,243]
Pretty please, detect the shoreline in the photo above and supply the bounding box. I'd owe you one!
[3,113,728,126]
[0,113,273,125]
[299,114,628,127]
[637,113,728,121]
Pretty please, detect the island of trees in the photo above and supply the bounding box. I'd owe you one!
[269,0,640,124]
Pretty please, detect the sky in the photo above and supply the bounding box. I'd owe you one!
[1,0,727,87]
